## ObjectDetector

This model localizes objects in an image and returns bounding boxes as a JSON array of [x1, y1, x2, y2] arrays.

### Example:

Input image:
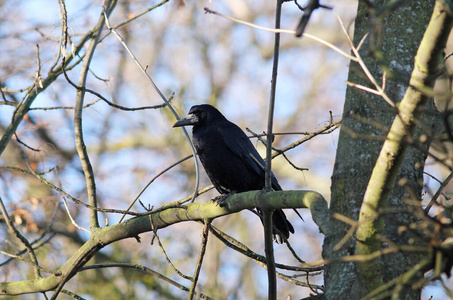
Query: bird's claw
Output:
[[212, 193, 233, 207]]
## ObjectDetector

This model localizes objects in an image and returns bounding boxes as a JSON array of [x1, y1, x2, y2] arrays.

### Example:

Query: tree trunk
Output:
[[324, 1, 443, 298]]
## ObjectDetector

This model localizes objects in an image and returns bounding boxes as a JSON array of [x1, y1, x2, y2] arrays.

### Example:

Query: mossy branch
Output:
[[0, 190, 327, 296]]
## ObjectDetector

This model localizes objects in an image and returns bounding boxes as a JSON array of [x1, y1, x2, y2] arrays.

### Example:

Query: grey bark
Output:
[[324, 1, 442, 299]]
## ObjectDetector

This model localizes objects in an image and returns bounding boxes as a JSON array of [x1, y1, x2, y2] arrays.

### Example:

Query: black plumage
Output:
[[173, 104, 294, 243]]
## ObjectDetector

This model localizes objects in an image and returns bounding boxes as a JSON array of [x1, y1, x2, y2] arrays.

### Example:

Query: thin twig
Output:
[[60, 289, 86, 300], [119, 154, 192, 223], [0, 0, 111, 160], [272, 119, 342, 159], [149, 215, 193, 281], [0, 250, 59, 275], [346, 81, 385, 96], [338, 15, 395, 107], [103, 9, 201, 204], [247, 128, 310, 172], [424, 171, 453, 213], [35, 45, 43, 91], [285, 240, 306, 264], [80, 263, 213, 299], [332, 213, 358, 251], [0, 233, 56, 268], [29, 99, 101, 110], [362, 253, 434, 300], [112, 1, 169, 31], [0, 164, 156, 216], [49, 66, 169, 111], [204, 7, 356, 60], [69, 0, 114, 231], [14, 134, 41, 152], [208, 224, 323, 288], [188, 220, 210, 300], [62, 197, 91, 234], [50, 2, 117, 297], [208, 224, 322, 272]]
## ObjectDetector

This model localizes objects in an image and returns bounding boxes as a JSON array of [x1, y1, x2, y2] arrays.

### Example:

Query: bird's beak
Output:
[[173, 113, 198, 127]]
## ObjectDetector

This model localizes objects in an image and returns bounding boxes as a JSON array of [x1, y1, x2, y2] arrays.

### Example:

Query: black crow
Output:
[[173, 104, 294, 243]]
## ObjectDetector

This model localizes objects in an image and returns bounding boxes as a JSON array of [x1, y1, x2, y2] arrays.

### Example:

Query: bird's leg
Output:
[[212, 192, 235, 207]]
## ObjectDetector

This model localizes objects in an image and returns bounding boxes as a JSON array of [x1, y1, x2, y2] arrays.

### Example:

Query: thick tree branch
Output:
[[0, 190, 326, 296], [263, 0, 283, 298]]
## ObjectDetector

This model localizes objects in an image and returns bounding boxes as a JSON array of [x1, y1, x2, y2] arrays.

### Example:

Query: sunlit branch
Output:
[[204, 7, 356, 60], [62, 197, 91, 234], [338, 15, 395, 108]]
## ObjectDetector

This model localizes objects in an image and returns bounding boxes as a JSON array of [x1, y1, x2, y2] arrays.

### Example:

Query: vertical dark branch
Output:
[[264, 1, 283, 299], [265, 2, 281, 192], [262, 209, 277, 299]]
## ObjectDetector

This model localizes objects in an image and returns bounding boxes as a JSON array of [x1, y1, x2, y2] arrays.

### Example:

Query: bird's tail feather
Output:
[[272, 209, 294, 244], [257, 208, 294, 244]]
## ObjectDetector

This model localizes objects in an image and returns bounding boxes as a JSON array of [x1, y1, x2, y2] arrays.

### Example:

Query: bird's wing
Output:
[[218, 123, 282, 190]]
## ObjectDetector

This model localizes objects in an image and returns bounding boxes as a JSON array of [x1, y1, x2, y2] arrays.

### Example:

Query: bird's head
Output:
[[173, 104, 225, 128]]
